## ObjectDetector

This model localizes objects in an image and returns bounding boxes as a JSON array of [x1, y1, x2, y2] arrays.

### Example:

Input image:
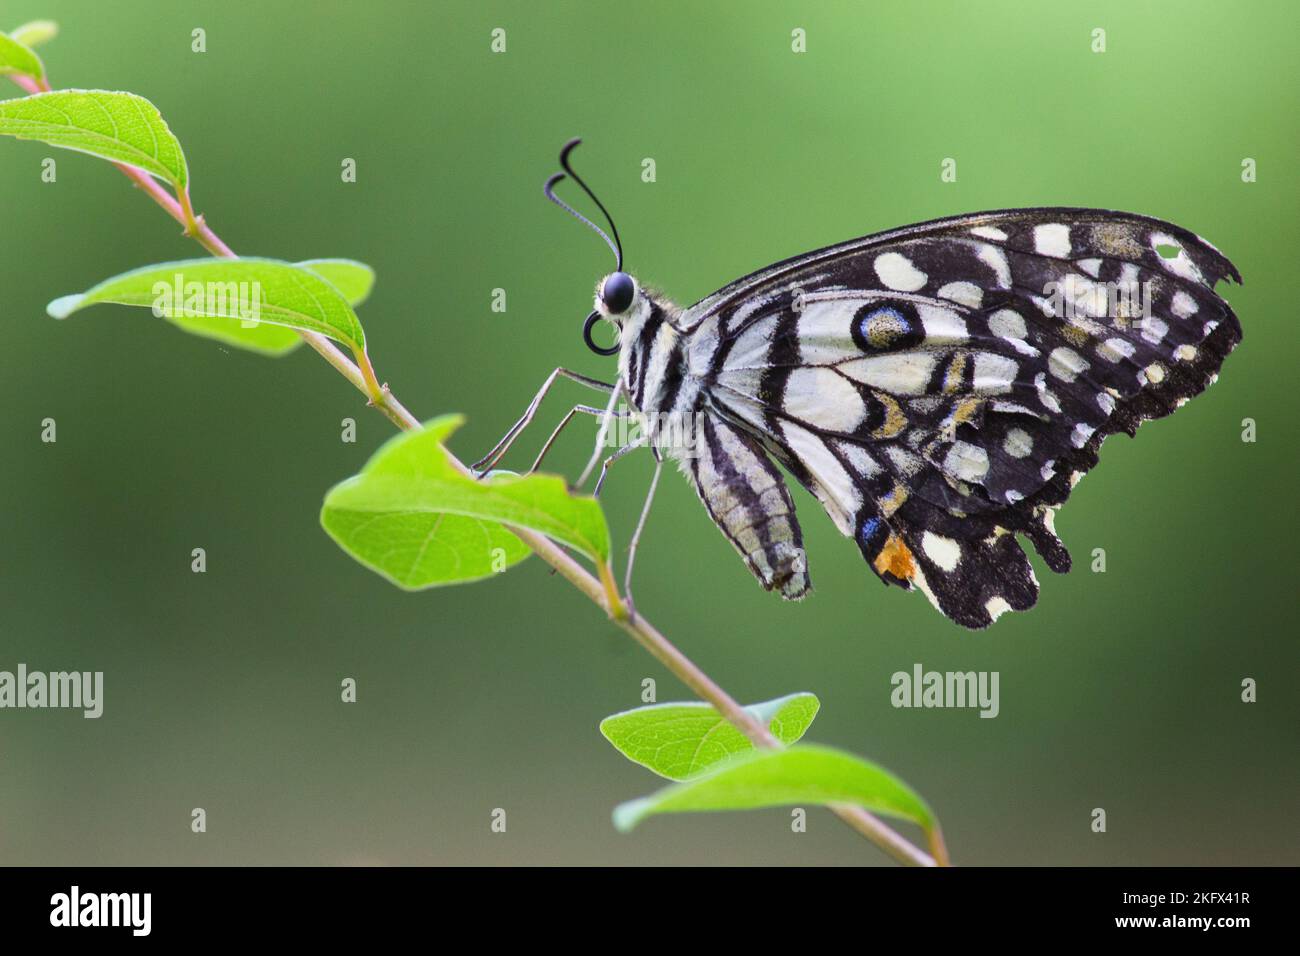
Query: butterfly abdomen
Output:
[[689, 412, 810, 600]]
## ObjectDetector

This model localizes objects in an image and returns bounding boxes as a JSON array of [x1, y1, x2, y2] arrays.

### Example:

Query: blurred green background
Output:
[[1, 0, 1295, 866]]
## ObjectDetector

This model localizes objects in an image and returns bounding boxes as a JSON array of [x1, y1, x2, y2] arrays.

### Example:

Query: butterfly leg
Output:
[[592, 434, 648, 497], [529, 404, 631, 475], [577, 378, 629, 488], [471, 367, 615, 475], [622, 448, 664, 622]]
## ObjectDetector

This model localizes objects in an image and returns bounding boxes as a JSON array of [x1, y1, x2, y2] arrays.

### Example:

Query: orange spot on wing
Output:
[[873, 534, 916, 581]]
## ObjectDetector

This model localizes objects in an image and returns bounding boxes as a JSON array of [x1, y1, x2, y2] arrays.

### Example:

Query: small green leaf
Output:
[[0, 31, 45, 82], [0, 90, 187, 190], [322, 415, 612, 588], [47, 257, 366, 356], [600, 693, 820, 780], [9, 21, 59, 49], [612, 743, 937, 835], [297, 259, 375, 307], [323, 499, 532, 589]]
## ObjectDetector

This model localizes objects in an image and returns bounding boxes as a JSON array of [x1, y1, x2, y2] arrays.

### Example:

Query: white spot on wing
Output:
[[874, 252, 927, 292], [1003, 428, 1033, 458], [985, 596, 1013, 621], [779, 420, 860, 533], [988, 309, 1025, 340], [841, 353, 937, 395], [1140, 316, 1169, 345], [977, 244, 1011, 288], [1171, 290, 1198, 319], [973, 352, 1019, 394], [784, 368, 866, 432], [726, 314, 777, 369], [918, 304, 968, 344], [1096, 337, 1136, 363], [1048, 346, 1089, 383], [943, 441, 990, 483], [795, 299, 856, 365], [1034, 372, 1061, 413], [988, 308, 1038, 356], [971, 226, 1007, 241], [921, 531, 961, 572], [1033, 223, 1071, 257], [937, 281, 983, 308]]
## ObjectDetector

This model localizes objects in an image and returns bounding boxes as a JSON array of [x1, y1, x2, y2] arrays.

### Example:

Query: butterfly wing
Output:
[[684, 208, 1242, 628]]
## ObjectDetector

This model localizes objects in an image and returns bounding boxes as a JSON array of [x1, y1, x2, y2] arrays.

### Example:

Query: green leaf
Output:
[[0, 31, 44, 82], [612, 743, 937, 835], [323, 500, 532, 589], [600, 692, 820, 780], [9, 21, 59, 49], [321, 416, 532, 591], [322, 415, 612, 588], [47, 257, 367, 356], [297, 258, 375, 307], [0, 89, 187, 190]]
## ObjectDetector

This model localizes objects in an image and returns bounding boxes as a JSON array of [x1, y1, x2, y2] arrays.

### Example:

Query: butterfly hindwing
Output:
[[684, 208, 1241, 627]]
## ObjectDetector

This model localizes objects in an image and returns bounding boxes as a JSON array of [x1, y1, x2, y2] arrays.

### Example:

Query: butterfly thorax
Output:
[[611, 288, 706, 459]]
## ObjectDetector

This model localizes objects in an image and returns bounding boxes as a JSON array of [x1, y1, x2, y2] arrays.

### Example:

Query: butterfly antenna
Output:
[[543, 138, 624, 271]]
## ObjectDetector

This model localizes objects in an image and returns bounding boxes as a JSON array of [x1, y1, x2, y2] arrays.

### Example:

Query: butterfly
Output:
[[476, 140, 1242, 629]]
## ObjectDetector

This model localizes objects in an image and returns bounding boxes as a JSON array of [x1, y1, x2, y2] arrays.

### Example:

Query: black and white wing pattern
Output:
[[682, 208, 1242, 628]]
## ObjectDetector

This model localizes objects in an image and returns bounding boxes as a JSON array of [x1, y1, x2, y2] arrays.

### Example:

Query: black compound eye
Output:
[[600, 272, 635, 314]]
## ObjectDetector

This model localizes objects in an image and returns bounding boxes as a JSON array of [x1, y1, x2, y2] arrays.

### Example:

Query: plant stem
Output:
[[10, 70, 945, 868], [103, 156, 421, 431], [609, 607, 939, 866]]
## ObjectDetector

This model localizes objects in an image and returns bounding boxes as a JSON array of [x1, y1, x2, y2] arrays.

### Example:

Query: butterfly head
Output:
[[599, 271, 636, 314], [582, 270, 650, 357]]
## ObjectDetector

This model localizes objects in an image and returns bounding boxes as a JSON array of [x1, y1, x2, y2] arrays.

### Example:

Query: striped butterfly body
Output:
[[595, 207, 1241, 628]]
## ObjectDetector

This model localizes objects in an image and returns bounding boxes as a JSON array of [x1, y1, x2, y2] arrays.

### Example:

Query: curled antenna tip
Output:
[[545, 138, 624, 271]]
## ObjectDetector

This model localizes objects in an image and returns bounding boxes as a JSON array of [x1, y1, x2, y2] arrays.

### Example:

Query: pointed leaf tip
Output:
[[46, 294, 81, 320]]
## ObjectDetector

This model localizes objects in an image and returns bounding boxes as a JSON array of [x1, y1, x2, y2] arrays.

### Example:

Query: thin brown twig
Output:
[[7, 64, 945, 867]]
